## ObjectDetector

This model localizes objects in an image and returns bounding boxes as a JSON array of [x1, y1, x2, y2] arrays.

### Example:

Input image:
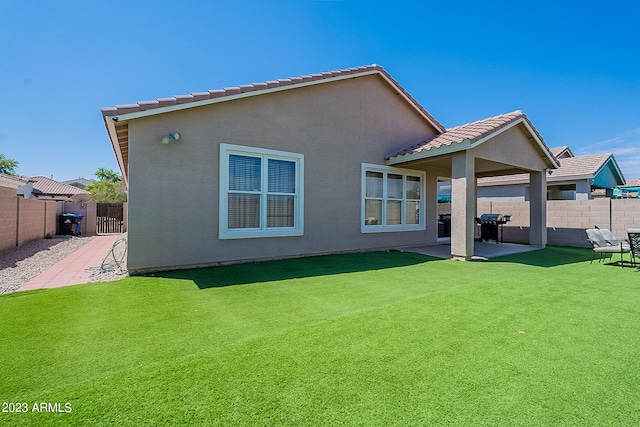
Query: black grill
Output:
[[475, 214, 511, 243]]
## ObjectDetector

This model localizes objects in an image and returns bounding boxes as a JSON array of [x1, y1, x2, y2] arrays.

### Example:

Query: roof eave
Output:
[[103, 69, 445, 133], [103, 114, 128, 185], [386, 140, 473, 165]]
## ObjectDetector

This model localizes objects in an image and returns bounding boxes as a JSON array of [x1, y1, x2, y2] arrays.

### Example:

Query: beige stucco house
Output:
[[102, 65, 558, 273]]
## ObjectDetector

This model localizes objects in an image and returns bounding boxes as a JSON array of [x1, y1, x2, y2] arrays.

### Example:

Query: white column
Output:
[[451, 152, 476, 260], [529, 170, 547, 248]]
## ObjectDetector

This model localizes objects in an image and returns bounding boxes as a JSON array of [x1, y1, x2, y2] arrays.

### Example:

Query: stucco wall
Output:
[[477, 185, 525, 202], [471, 124, 551, 172], [126, 74, 440, 272]]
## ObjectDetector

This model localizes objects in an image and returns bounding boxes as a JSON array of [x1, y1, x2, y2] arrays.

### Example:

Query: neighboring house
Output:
[[101, 64, 557, 273], [62, 177, 94, 189], [616, 178, 640, 198], [477, 146, 625, 201], [30, 176, 91, 202], [0, 173, 34, 198]]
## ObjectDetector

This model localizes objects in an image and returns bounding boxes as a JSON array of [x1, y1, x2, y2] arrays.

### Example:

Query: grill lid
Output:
[[479, 213, 502, 221]]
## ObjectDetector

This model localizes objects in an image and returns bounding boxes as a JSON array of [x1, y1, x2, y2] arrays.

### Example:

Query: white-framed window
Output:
[[220, 143, 304, 239], [361, 163, 425, 233]]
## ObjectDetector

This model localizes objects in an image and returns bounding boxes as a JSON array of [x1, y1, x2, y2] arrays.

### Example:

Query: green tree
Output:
[[95, 167, 122, 183], [86, 168, 127, 203], [0, 154, 19, 175]]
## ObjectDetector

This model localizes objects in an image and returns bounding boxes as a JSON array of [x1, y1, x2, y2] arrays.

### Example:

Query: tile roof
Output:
[[621, 178, 640, 188], [30, 176, 91, 196], [478, 153, 618, 185], [387, 110, 551, 161], [551, 153, 613, 178], [101, 64, 447, 184], [550, 146, 573, 158], [101, 64, 444, 131], [0, 173, 30, 189]]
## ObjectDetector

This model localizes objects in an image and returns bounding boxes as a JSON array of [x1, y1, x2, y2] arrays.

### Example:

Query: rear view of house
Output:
[[102, 65, 557, 273]]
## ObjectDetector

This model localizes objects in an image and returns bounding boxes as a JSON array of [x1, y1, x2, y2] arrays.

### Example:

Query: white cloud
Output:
[[575, 128, 640, 181]]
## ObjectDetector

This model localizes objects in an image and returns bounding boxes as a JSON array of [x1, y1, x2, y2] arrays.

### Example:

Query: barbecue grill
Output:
[[475, 213, 511, 243]]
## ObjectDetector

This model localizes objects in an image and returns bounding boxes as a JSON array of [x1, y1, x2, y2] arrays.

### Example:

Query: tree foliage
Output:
[[86, 168, 127, 203], [0, 154, 19, 175], [95, 167, 122, 183]]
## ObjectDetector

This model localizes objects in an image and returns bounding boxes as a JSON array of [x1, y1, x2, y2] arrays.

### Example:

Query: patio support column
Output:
[[450, 151, 475, 260], [425, 172, 438, 244], [529, 170, 547, 248]]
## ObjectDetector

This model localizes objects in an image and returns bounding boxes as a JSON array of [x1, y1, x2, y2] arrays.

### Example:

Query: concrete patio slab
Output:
[[403, 241, 542, 260]]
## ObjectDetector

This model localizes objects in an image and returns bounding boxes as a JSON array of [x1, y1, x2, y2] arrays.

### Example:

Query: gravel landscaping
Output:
[[0, 236, 127, 294]]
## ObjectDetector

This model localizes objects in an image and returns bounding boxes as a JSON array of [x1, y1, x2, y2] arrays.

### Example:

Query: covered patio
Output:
[[387, 111, 559, 260]]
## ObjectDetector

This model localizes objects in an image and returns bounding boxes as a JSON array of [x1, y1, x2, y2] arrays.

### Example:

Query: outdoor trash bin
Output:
[[58, 213, 85, 236]]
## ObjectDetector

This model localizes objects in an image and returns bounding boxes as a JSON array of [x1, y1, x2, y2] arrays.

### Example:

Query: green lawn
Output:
[[1, 247, 639, 426]]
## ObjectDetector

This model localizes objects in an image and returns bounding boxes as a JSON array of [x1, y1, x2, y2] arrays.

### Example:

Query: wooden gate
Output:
[[96, 203, 124, 234]]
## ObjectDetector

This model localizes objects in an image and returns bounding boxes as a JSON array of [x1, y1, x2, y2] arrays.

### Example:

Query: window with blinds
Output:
[[220, 144, 304, 239]]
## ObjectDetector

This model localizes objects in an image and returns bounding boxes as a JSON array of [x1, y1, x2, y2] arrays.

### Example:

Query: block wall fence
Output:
[[478, 199, 640, 248], [1, 194, 637, 252], [0, 197, 128, 251]]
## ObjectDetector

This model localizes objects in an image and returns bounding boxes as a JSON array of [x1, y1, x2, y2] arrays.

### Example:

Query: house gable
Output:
[[387, 111, 558, 173], [592, 155, 625, 188], [102, 65, 445, 184]]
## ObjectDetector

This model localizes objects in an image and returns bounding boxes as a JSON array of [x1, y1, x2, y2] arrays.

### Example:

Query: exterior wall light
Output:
[[161, 132, 181, 144]]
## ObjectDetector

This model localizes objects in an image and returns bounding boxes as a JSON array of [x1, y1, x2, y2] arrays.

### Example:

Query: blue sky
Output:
[[1, 0, 639, 181]]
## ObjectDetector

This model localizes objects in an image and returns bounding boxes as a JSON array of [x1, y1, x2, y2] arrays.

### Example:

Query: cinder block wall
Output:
[[17, 198, 46, 246], [0, 197, 75, 251], [478, 199, 640, 248], [0, 196, 19, 251], [44, 201, 58, 236]]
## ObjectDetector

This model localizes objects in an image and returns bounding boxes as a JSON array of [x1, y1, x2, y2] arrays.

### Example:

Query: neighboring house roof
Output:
[[478, 152, 625, 188], [62, 177, 94, 189], [0, 173, 30, 189], [550, 146, 574, 159], [619, 178, 640, 188], [386, 110, 558, 168], [102, 64, 446, 183], [30, 176, 91, 197]]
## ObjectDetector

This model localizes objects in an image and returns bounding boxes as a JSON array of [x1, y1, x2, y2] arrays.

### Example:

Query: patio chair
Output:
[[585, 228, 630, 266], [626, 229, 640, 270], [599, 228, 629, 247]]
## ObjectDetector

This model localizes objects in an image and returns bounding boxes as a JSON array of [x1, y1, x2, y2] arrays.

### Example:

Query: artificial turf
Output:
[[1, 246, 639, 426]]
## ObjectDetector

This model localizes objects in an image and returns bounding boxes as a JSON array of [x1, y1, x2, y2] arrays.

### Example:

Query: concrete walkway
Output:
[[19, 234, 123, 291]]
